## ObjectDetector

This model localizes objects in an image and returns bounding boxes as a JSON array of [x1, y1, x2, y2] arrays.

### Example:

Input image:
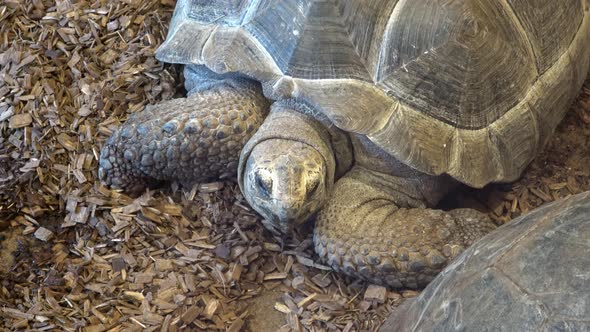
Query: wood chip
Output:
[[155, 259, 173, 271], [227, 318, 244, 332], [8, 113, 32, 128], [56, 133, 77, 151], [199, 182, 224, 193], [33, 227, 54, 242], [402, 290, 420, 298], [311, 273, 332, 288], [364, 284, 387, 304], [204, 299, 219, 319], [263, 272, 288, 281], [296, 293, 317, 309], [123, 291, 145, 302], [181, 306, 201, 324], [274, 302, 291, 314], [264, 242, 281, 252], [1, 1, 588, 332]]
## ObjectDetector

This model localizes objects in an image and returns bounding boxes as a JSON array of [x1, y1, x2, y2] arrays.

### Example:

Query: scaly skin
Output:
[[99, 79, 269, 192], [314, 166, 497, 289]]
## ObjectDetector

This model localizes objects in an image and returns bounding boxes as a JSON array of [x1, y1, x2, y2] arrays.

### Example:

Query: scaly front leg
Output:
[[99, 69, 270, 192]]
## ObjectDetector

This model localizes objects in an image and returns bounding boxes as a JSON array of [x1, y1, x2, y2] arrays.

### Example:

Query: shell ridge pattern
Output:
[[376, 0, 405, 82], [499, 0, 541, 76], [240, 1, 314, 76], [333, 0, 403, 83], [376, 0, 448, 83], [489, 266, 551, 327], [233, 1, 411, 82], [411, 276, 447, 332], [199, 25, 217, 65], [286, 1, 377, 81], [157, 0, 590, 186], [188, 0, 250, 26], [241, 0, 265, 26], [409, 198, 565, 330], [336, 8, 379, 83], [475, 201, 557, 267], [168, 0, 590, 129]]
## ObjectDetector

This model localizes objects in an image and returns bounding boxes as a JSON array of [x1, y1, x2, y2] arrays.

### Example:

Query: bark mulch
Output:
[[1, 1, 589, 331]]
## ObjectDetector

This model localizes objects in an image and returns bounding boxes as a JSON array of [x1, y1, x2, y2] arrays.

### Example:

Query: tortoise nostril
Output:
[[255, 171, 273, 197]]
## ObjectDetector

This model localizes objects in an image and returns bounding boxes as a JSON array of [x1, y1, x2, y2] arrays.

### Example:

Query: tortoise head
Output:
[[242, 139, 329, 234], [238, 107, 337, 234]]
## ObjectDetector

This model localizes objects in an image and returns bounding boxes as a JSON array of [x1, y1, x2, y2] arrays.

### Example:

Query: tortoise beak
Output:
[[261, 216, 293, 235], [264, 199, 304, 233]]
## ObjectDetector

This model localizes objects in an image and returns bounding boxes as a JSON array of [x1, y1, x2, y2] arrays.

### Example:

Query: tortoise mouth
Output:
[[249, 193, 318, 233], [260, 215, 291, 235], [258, 204, 319, 236]]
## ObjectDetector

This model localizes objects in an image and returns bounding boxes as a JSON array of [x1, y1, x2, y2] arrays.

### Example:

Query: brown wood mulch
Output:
[[0, 1, 589, 331]]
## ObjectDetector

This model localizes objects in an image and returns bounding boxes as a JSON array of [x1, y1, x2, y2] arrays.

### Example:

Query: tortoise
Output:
[[380, 191, 590, 331], [98, 0, 590, 288]]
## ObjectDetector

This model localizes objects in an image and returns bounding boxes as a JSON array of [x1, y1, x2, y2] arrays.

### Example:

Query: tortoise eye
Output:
[[255, 172, 273, 197]]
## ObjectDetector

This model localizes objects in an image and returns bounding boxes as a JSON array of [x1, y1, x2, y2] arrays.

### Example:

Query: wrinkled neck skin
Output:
[[350, 135, 458, 206]]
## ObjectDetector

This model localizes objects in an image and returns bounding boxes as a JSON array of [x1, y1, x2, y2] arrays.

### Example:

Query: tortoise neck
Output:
[[350, 135, 457, 206]]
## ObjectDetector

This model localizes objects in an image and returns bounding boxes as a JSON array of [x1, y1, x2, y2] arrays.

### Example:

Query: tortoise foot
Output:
[[99, 79, 269, 192], [313, 166, 497, 289]]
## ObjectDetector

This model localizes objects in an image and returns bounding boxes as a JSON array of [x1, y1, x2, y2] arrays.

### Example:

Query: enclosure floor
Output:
[[1, 1, 589, 331]]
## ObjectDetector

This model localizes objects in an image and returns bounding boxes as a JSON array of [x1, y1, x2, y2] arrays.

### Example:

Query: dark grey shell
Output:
[[156, 0, 590, 187], [380, 191, 590, 332]]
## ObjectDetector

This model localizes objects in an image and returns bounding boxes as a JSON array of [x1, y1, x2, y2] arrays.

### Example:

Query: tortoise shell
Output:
[[379, 191, 590, 331], [156, 0, 590, 187]]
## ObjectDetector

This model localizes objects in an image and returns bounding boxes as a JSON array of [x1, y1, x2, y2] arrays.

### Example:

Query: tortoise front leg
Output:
[[99, 71, 270, 192], [314, 166, 497, 289]]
